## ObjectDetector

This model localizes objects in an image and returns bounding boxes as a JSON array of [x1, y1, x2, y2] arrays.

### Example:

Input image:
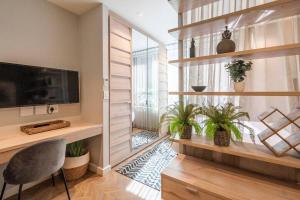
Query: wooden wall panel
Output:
[[110, 63, 131, 77], [110, 48, 131, 65], [110, 91, 131, 103], [109, 16, 132, 166]]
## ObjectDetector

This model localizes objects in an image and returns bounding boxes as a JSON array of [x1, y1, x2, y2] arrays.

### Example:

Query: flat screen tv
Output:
[[0, 62, 79, 108]]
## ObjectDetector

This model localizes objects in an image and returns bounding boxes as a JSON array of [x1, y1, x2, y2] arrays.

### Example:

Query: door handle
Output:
[[185, 186, 199, 194]]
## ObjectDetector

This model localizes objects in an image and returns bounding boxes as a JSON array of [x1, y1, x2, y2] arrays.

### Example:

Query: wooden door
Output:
[[109, 16, 132, 166]]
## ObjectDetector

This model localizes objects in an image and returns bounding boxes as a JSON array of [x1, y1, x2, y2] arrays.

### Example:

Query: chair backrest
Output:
[[3, 139, 66, 185]]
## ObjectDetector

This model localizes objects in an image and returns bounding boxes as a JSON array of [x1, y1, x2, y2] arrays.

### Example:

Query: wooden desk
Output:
[[0, 118, 102, 165]]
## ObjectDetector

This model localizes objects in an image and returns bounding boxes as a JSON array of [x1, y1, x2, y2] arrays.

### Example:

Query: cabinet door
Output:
[[109, 16, 132, 166]]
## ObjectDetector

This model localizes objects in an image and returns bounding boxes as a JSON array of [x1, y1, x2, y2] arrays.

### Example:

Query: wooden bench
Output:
[[161, 154, 300, 200]]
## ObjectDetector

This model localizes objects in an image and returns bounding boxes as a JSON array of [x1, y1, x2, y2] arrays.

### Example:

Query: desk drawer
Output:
[[162, 176, 223, 200]]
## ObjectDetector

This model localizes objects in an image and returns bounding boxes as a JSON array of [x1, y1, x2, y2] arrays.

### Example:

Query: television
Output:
[[0, 62, 79, 108]]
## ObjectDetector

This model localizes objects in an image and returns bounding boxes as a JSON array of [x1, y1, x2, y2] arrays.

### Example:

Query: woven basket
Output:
[[214, 130, 230, 146], [64, 163, 89, 181], [63, 152, 89, 181], [180, 125, 192, 139]]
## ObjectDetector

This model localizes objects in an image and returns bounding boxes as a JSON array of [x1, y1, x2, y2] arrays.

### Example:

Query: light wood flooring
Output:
[[6, 137, 177, 200]]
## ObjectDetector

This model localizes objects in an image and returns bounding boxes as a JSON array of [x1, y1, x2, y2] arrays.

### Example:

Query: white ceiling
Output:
[[48, 0, 100, 15], [48, 0, 177, 45]]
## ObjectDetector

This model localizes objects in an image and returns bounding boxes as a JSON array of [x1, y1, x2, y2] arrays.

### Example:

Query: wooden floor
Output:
[[6, 171, 160, 200], [6, 138, 172, 200]]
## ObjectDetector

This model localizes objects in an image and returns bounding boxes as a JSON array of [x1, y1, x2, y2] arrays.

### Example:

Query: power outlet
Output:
[[48, 105, 59, 114]]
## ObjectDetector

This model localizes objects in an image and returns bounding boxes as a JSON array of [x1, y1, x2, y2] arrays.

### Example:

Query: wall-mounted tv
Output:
[[0, 62, 79, 108]]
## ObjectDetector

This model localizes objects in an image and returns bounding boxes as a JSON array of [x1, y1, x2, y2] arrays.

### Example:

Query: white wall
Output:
[[79, 4, 110, 170], [0, 0, 81, 197], [0, 0, 81, 126]]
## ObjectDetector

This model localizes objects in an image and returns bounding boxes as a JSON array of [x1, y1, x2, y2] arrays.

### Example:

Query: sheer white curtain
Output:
[[183, 0, 300, 120], [133, 46, 168, 131]]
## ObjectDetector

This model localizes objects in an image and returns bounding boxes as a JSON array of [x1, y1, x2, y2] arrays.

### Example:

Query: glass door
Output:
[[131, 30, 160, 150]]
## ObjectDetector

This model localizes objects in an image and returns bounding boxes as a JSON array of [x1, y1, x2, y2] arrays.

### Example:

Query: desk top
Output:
[[0, 117, 102, 154]]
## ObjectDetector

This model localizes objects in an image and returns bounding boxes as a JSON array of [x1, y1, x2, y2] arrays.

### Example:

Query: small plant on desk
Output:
[[63, 141, 90, 181], [201, 103, 254, 146], [160, 102, 202, 139]]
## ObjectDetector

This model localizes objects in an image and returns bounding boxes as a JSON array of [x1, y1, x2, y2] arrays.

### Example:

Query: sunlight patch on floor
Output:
[[126, 180, 161, 200]]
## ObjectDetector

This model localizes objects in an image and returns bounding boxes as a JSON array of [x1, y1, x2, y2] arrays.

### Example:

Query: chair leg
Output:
[[18, 184, 23, 200], [0, 182, 6, 200], [51, 174, 55, 187], [60, 169, 71, 200]]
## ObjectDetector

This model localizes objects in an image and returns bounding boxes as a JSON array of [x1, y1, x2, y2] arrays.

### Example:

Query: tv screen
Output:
[[0, 62, 79, 108]]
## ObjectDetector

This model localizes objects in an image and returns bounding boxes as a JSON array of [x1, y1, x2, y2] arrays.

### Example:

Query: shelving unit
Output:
[[169, 43, 300, 66], [167, 0, 218, 13], [167, 0, 300, 161], [171, 135, 300, 169], [169, 91, 300, 96], [169, 0, 300, 40]]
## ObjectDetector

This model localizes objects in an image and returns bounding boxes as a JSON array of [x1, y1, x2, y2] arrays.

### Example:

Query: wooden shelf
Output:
[[169, 0, 300, 40], [169, 91, 300, 96], [169, 43, 300, 66], [171, 135, 300, 169], [168, 0, 218, 13]]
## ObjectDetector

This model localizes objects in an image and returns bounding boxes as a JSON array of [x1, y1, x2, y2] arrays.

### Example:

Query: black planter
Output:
[[180, 125, 192, 139], [214, 130, 230, 146]]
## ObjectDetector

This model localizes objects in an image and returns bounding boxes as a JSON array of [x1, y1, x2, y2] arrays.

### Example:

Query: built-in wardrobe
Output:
[[109, 15, 168, 166], [109, 16, 132, 166]]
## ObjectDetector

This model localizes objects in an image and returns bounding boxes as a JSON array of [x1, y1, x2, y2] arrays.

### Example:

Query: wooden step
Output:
[[161, 155, 300, 200]]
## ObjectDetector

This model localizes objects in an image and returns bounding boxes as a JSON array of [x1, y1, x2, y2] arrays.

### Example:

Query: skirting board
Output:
[[88, 163, 111, 176]]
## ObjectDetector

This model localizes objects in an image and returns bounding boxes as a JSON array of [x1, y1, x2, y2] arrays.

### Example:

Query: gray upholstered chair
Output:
[[0, 139, 70, 200]]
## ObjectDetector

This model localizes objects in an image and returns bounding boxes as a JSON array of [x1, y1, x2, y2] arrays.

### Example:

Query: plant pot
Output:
[[63, 152, 90, 181], [216, 39, 236, 54], [234, 81, 245, 92], [214, 130, 230, 146], [180, 125, 192, 139]]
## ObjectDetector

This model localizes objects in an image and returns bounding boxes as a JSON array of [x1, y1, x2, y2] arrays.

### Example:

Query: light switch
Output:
[[103, 90, 109, 100], [20, 107, 34, 117]]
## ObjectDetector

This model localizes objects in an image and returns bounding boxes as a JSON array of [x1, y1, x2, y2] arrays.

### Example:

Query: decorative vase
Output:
[[214, 130, 230, 146], [234, 81, 245, 92], [216, 26, 236, 54], [190, 38, 196, 58], [180, 125, 192, 139], [63, 152, 90, 181]]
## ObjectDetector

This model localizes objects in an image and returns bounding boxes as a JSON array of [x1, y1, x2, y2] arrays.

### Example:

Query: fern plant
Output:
[[66, 141, 87, 157], [201, 103, 253, 141], [160, 102, 202, 138]]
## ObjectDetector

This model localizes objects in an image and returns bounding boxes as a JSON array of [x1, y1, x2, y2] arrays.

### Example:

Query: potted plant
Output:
[[225, 59, 252, 92], [160, 102, 202, 139], [201, 103, 253, 146], [63, 141, 89, 181]]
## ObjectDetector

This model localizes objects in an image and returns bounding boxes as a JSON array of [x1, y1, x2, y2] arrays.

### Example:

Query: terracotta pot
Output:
[[214, 130, 230, 146], [180, 125, 192, 139], [234, 81, 245, 92], [63, 152, 90, 181]]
